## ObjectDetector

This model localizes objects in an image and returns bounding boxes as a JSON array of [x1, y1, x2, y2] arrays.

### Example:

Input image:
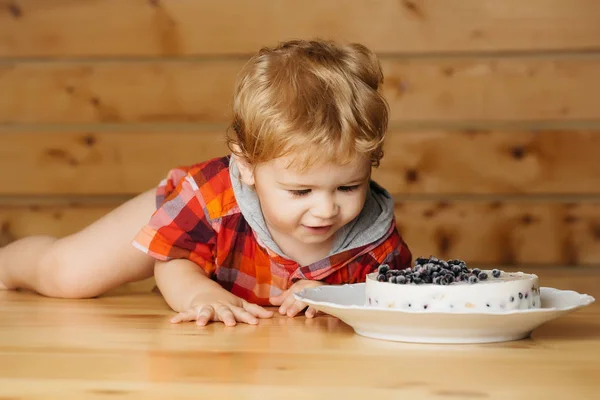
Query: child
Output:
[[0, 39, 412, 326]]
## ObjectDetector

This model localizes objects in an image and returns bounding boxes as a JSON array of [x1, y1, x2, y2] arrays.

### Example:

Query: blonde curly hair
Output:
[[226, 38, 389, 171]]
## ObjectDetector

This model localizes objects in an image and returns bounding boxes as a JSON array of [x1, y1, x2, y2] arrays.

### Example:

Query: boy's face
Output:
[[238, 154, 371, 257]]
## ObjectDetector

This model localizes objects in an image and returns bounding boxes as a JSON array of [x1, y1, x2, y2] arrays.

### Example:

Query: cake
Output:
[[365, 256, 541, 312]]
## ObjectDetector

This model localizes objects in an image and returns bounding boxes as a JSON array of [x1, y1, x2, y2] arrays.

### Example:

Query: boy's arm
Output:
[[154, 259, 273, 326]]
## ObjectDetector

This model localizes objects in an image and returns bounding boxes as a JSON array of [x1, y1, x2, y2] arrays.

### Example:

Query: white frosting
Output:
[[365, 270, 541, 312]]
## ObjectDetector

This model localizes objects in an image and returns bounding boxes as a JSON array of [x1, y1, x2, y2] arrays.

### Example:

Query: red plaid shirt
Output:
[[133, 156, 412, 305]]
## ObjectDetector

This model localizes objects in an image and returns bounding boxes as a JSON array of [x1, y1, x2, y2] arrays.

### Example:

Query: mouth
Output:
[[303, 224, 334, 234]]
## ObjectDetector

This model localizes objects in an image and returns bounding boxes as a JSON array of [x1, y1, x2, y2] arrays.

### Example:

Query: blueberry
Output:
[[388, 276, 397, 284], [478, 272, 488, 280], [413, 277, 423, 284], [439, 260, 449, 268], [377, 274, 386, 282], [397, 276, 407, 284], [518, 292, 523, 299], [472, 268, 481, 276], [429, 256, 440, 264], [433, 276, 442, 285], [452, 265, 462, 275], [446, 275, 455, 284], [468, 275, 479, 284], [378, 264, 390, 274], [492, 269, 501, 278], [449, 259, 467, 268], [415, 257, 429, 265]]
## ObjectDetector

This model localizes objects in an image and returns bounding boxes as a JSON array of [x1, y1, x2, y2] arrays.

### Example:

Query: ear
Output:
[[232, 153, 255, 186]]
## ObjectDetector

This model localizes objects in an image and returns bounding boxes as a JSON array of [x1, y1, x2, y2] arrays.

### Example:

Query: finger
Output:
[[216, 306, 237, 327], [170, 308, 198, 324], [286, 299, 308, 317], [228, 306, 259, 325], [195, 305, 215, 326], [279, 291, 298, 315], [242, 301, 275, 319], [269, 290, 288, 306], [305, 306, 318, 318]]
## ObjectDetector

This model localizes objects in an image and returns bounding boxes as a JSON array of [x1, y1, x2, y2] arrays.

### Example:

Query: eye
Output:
[[338, 185, 360, 192], [288, 189, 311, 197]]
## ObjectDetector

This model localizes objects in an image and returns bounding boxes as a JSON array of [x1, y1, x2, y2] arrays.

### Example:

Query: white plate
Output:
[[294, 284, 595, 344]]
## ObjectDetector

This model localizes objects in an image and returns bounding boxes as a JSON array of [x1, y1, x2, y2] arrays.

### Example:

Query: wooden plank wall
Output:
[[1, 0, 600, 269]]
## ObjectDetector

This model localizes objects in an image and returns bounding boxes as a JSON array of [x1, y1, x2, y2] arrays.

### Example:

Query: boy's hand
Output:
[[269, 280, 325, 318], [171, 289, 274, 327]]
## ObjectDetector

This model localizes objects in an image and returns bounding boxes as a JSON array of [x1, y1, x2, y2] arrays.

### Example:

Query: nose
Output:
[[310, 193, 339, 220]]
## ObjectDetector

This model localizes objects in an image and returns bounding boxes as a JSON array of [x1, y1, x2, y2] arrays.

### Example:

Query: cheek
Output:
[[259, 192, 304, 225], [342, 192, 368, 218]]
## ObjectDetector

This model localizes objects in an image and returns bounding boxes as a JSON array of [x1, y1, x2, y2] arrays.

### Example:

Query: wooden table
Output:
[[1, 267, 598, 400]]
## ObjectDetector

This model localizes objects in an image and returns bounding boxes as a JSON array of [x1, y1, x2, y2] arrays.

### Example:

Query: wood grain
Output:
[[0, 60, 242, 124], [394, 201, 600, 266], [1, 0, 600, 57], [1, 130, 599, 195], [2, 56, 600, 124], [0, 268, 598, 399], [0, 130, 230, 195], [2, 200, 599, 266], [382, 129, 600, 195], [380, 57, 600, 122]]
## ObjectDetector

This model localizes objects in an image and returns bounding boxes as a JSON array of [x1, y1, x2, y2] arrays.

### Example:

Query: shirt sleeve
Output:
[[132, 173, 217, 276]]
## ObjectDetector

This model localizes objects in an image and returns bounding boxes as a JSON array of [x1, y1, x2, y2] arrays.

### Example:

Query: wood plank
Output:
[[380, 57, 600, 122], [0, 60, 242, 124], [2, 0, 600, 57], [1, 130, 599, 196], [381, 129, 600, 195], [2, 201, 599, 266], [2, 56, 600, 124], [394, 201, 600, 267], [0, 130, 231, 195]]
